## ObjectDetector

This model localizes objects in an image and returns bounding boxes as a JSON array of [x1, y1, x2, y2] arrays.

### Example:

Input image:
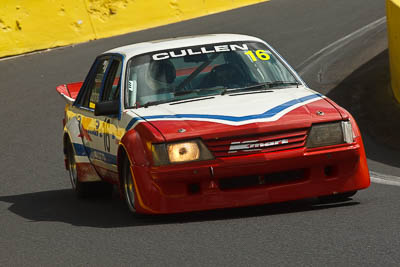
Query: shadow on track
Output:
[[325, 49, 400, 168], [0, 189, 358, 228]]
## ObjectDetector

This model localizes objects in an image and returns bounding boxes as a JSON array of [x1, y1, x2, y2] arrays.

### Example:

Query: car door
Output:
[[92, 56, 124, 182], [73, 55, 122, 182]]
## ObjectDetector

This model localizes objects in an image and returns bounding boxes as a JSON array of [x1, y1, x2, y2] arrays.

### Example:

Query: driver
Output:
[[145, 59, 176, 94], [211, 63, 244, 87]]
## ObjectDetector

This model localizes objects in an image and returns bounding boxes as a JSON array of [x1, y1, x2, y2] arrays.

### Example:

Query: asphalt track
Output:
[[1, 0, 398, 266]]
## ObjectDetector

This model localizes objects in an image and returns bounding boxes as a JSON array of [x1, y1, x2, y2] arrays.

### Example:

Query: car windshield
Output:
[[125, 41, 298, 108]]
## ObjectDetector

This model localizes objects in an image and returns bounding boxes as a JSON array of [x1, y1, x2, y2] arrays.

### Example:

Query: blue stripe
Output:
[[126, 93, 321, 130], [73, 143, 117, 165], [73, 143, 87, 156]]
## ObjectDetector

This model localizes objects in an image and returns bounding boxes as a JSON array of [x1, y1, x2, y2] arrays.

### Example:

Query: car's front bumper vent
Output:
[[204, 129, 307, 158], [218, 169, 307, 191]]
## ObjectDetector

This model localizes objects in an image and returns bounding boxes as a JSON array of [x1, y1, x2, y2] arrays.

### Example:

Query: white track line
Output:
[[370, 171, 400, 187], [297, 16, 387, 75]]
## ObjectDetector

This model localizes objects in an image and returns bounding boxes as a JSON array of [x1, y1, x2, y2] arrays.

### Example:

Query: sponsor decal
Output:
[[244, 50, 270, 62], [228, 139, 289, 153], [90, 150, 107, 162], [152, 44, 249, 60]]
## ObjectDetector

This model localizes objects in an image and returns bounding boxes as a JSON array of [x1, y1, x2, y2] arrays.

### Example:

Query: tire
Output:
[[318, 190, 357, 203], [122, 156, 136, 213], [66, 140, 113, 198]]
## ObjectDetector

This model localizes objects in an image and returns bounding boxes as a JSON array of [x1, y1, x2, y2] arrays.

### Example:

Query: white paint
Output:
[[297, 17, 387, 75], [370, 171, 400, 187], [133, 87, 322, 126], [106, 34, 261, 59]]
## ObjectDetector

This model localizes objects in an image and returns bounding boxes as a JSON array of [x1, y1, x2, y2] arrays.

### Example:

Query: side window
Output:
[[82, 57, 110, 109], [102, 59, 122, 102]]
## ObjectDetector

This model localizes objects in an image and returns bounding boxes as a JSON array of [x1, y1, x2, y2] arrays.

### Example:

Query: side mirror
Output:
[[94, 100, 119, 116]]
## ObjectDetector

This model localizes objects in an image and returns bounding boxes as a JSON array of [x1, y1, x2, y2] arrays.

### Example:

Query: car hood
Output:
[[130, 87, 343, 142]]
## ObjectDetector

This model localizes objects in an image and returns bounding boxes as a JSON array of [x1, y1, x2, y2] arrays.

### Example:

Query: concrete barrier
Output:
[[387, 0, 400, 102], [0, 0, 268, 58]]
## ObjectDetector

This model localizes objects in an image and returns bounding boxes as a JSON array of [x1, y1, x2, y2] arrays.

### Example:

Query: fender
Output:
[[119, 129, 151, 168], [323, 98, 350, 121], [326, 102, 361, 138], [64, 112, 101, 182], [118, 130, 162, 213], [64, 116, 84, 157]]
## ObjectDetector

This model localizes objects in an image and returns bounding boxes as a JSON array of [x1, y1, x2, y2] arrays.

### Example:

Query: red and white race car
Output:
[[56, 34, 370, 214]]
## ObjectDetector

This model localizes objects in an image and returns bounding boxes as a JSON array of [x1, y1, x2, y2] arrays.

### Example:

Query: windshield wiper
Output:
[[142, 99, 176, 108], [142, 93, 218, 107], [267, 81, 300, 88], [221, 81, 299, 95], [174, 87, 224, 96]]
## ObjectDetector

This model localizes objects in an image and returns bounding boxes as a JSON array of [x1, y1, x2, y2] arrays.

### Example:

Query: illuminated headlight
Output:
[[306, 121, 354, 148], [152, 139, 214, 166], [168, 142, 200, 162]]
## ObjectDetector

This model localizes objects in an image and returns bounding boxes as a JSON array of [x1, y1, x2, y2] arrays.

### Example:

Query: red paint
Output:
[[116, 112, 370, 213], [128, 135, 369, 214], [56, 82, 83, 100], [58, 81, 370, 213], [78, 126, 92, 142], [67, 82, 83, 99], [144, 99, 342, 143], [76, 162, 101, 182]]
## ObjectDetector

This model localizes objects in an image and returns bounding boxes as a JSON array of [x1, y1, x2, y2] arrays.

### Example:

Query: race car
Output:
[[56, 34, 370, 214]]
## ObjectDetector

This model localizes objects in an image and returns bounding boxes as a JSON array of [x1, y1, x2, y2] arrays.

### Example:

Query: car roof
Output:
[[104, 34, 265, 58]]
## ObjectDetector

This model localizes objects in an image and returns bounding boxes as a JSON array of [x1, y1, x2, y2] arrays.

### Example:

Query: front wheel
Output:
[[318, 191, 357, 203], [122, 156, 136, 213]]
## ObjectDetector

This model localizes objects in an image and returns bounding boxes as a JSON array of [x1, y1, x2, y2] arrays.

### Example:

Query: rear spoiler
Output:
[[56, 82, 83, 104]]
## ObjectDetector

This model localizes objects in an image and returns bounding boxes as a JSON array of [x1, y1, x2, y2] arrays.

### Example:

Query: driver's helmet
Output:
[[210, 63, 244, 87], [145, 59, 176, 93]]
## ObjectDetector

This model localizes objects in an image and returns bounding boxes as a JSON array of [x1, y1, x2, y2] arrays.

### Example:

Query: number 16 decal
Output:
[[244, 50, 270, 62]]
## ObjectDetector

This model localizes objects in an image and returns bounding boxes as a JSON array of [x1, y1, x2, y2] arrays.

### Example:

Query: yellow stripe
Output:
[[66, 107, 125, 140], [131, 167, 158, 213]]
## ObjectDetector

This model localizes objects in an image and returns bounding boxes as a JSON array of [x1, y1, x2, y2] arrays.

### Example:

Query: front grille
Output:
[[204, 129, 307, 157], [218, 169, 307, 191]]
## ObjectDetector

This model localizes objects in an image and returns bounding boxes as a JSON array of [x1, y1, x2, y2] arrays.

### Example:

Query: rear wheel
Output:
[[318, 190, 357, 203], [67, 141, 87, 197], [122, 156, 136, 213], [66, 140, 113, 197]]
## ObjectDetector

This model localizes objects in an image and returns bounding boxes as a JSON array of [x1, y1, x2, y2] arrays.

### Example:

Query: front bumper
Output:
[[131, 137, 370, 214]]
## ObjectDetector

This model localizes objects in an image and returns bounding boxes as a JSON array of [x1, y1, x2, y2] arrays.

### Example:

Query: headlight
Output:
[[341, 121, 354, 143], [168, 141, 200, 163], [152, 139, 214, 166], [306, 121, 354, 148]]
